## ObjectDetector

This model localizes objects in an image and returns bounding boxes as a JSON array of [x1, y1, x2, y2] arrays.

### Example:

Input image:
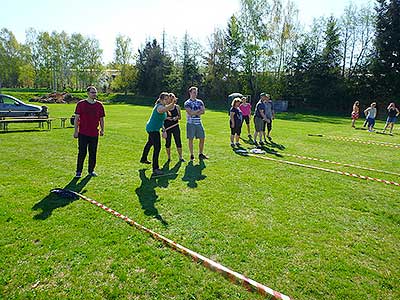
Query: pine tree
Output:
[[372, 0, 400, 99], [136, 39, 173, 97]]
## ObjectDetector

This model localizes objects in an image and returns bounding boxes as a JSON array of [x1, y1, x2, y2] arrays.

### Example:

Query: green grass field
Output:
[[1, 102, 399, 300]]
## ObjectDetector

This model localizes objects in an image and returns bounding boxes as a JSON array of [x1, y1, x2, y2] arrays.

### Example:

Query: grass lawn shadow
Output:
[[32, 176, 91, 220], [264, 138, 286, 150], [0, 129, 50, 134], [157, 160, 182, 188], [182, 160, 206, 188], [239, 136, 285, 157], [259, 145, 283, 157], [135, 169, 169, 226]]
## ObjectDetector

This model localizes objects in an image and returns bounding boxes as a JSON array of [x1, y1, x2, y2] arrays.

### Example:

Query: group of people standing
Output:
[[72, 85, 209, 178], [72, 87, 277, 177], [229, 92, 275, 147], [72, 86, 400, 179], [140, 86, 208, 176], [351, 101, 399, 134]]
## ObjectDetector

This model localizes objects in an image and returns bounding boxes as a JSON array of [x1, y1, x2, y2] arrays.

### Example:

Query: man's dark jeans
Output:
[[77, 133, 99, 173]]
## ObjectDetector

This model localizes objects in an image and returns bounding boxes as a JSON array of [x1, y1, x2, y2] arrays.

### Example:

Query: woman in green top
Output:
[[140, 92, 175, 176]]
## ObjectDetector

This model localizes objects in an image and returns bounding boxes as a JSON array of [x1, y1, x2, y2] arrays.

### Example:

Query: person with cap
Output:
[[263, 93, 275, 141], [253, 93, 268, 146]]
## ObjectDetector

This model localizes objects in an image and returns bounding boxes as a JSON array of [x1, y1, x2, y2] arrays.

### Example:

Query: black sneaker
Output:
[[199, 153, 209, 160], [180, 157, 186, 162], [140, 159, 151, 164], [75, 172, 82, 178], [235, 142, 241, 147], [190, 154, 195, 161], [230, 143, 235, 148]]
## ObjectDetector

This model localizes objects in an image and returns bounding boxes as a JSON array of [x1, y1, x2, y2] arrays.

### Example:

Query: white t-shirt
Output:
[[366, 107, 377, 119]]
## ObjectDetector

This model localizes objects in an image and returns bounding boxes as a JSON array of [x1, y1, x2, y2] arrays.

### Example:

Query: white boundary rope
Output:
[[326, 136, 400, 148], [281, 153, 400, 177], [247, 154, 400, 187], [66, 189, 292, 300]]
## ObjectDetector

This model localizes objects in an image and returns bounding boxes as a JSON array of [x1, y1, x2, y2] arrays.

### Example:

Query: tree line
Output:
[[0, 0, 399, 113]]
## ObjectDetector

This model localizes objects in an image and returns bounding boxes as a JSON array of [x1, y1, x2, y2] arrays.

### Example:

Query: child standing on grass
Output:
[[229, 98, 243, 147], [239, 96, 251, 138], [382, 102, 399, 135], [364, 102, 377, 132], [351, 100, 360, 128]]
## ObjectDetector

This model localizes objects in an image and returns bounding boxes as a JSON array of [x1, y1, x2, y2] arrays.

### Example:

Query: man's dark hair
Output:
[[86, 86, 97, 92]]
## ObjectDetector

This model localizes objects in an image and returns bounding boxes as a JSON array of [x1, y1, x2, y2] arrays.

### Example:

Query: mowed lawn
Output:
[[1, 102, 399, 300]]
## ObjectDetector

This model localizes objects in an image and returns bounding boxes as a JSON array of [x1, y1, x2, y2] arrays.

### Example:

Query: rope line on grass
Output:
[[65, 189, 292, 300], [282, 152, 400, 177], [326, 136, 400, 148], [247, 153, 400, 187]]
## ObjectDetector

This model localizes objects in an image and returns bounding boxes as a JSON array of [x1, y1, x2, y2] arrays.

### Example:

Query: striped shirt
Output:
[[184, 98, 204, 125]]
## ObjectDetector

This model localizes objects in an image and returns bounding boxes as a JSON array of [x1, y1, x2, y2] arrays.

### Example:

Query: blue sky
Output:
[[3, 0, 374, 63]]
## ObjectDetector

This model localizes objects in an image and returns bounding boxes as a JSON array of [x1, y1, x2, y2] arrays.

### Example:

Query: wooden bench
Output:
[[0, 118, 54, 132]]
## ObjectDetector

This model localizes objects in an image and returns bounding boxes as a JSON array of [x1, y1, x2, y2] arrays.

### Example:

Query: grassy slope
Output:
[[0, 103, 399, 299]]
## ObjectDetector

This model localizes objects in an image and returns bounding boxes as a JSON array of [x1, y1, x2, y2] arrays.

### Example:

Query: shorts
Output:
[[265, 119, 272, 132], [230, 122, 242, 135], [243, 115, 250, 125], [387, 116, 397, 123], [367, 117, 375, 127], [351, 112, 359, 120], [186, 123, 205, 139], [254, 116, 264, 132]]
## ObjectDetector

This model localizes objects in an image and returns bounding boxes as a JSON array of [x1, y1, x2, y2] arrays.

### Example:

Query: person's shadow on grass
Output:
[[258, 145, 283, 157], [182, 160, 206, 188], [135, 169, 168, 226], [32, 176, 91, 220], [157, 160, 182, 188], [264, 138, 286, 150]]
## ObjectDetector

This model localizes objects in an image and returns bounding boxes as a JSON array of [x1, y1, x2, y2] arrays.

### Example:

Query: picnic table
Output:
[[0, 117, 55, 132]]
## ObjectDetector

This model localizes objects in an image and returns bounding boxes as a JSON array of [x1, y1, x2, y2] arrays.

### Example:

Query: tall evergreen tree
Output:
[[372, 0, 400, 99], [136, 39, 173, 97], [180, 33, 202, 98], [311, 16, 344, 110]]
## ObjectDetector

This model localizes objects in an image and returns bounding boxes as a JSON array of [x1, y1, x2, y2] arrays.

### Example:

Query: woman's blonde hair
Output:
[[231, 97, 242, 107], [155, 92, 169, 104]]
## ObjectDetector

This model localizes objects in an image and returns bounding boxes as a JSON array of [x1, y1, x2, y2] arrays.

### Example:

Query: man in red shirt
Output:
[[73, 86, 105, 177]]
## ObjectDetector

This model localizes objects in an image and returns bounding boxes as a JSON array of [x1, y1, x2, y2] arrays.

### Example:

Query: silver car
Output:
[[0, 94, 48, 117]]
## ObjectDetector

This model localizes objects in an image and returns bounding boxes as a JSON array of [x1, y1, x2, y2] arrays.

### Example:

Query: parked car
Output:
[[0, 94, 48, 118]]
